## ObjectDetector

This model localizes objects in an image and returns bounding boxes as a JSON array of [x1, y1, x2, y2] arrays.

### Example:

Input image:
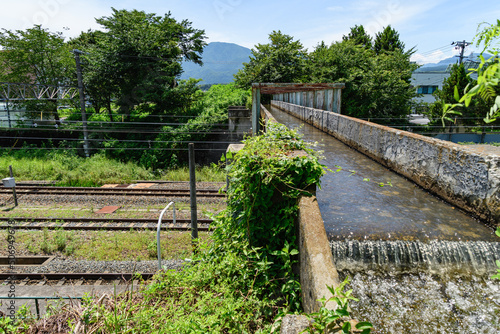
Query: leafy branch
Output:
[[302, 278, 373, 334]]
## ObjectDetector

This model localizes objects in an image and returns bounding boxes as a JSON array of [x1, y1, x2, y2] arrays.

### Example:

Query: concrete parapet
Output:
[[280, 195, 342, 333], [296, 195, 340, 313], [271, 100, 500, 226], [260, 104, 277, 131]]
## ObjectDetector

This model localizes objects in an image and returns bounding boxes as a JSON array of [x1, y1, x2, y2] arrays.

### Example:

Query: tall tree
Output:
[[308, 39, 417, 120], [69, 29, 116, 120], [373, 25, 405, 54], [429, 63, 488, 127], [234, 30, 308, 88], [82, 8, 206, 118], [0, 25, 74, 122], [342, 25, 372, 49]]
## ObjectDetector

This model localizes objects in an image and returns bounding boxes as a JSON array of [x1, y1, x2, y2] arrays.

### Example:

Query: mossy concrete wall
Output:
[[272, 100, 500, 226]]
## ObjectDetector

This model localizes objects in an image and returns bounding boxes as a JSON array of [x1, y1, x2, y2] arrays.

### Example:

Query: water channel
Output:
[[269, 105, 500, 333]]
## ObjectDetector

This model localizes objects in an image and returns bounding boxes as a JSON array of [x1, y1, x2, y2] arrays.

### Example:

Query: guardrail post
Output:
[[189, 143, 198, 249], [157, 202, 175, 270], [9, 165, 17, 206], [252, 85, 261, 135]]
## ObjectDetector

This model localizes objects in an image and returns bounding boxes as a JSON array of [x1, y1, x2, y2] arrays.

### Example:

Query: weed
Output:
[[302, 278, 373, 333], [40, 228, 53, 254]]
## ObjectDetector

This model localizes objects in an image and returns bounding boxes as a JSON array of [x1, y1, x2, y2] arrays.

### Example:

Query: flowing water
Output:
[[269, 105, 500, 333]]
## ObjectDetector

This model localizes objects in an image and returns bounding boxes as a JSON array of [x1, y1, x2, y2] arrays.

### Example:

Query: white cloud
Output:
[[326, 6, 345, 12], [411, 47, 465, 65], [364, 0, 444, 35], [0, 0, 110, 39], [411, 50, 449, 64]]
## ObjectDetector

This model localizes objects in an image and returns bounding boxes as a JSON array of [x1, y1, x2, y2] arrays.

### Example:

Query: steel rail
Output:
[[0, 217, 213, 231], [5, 186, 222, 193], [0, 187, 225, 197], [0, 273, 155, 280]]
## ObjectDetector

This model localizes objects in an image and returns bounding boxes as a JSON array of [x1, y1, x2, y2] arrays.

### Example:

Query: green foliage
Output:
[[0, 25, 73, 85], [77, 8, 206, 118], [0, 25, 74, 123], [217, 122, 324, 252], [308, 39, 417, 120], [234, 30, 308, 89], [492, 227, 500, 280], [445, 20, 500, 123], [16, 123, 326, 333], [428, 63, 490, 127], [0, 150, 154, 186], [150, 83, 250, 165], [373, 25, 405, 55], [0, 149, 227, 184], [342, 25, 372, 49], [302, 278, 373, 334]]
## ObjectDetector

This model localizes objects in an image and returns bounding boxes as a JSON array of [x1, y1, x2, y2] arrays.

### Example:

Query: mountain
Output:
[[180, 42, 252, 85], [415, 53, 492, 72]]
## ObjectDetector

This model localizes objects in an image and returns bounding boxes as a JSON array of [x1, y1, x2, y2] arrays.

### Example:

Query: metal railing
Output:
[[0, 296, 83, 319], [157, 201, 176, 270]]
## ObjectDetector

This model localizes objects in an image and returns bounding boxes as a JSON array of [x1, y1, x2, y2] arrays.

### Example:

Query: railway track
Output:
[[0, 217, 213, 231], [0, 272, 155, 286], [0, 186, 225, 197]]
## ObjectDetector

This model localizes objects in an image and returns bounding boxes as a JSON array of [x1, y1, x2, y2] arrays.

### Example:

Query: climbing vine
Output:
[[214, 122, 325, 313], [16, 122, 365, 333]]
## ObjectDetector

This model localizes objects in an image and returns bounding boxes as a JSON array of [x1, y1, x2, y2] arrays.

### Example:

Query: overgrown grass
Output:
[[0, 228, 205, 260], [0, 150, 225, 185], [14, 124, 329, 333]]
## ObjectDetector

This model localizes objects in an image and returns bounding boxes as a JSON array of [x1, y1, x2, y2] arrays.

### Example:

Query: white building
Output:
[[411, 60, 480, 104]]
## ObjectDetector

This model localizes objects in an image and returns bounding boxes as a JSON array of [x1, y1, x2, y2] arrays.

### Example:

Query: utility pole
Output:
[[451, 40, 471, 64], [73, 49, 90, 158]]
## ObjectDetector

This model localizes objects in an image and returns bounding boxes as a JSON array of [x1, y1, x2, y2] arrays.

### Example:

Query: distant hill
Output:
[[180, 42, 252, 85], [415, 53, 492, 72]]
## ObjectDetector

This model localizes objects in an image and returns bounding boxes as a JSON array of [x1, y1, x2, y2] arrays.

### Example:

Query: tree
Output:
[[429, 63, 488, 127], [373, 25, 405, 54], [80, 8, 206, 118], [69, 30, 115, 120], [0, 25, 74, 123], [308, 38, 417, 120], [234, 30, 308, 89], [464, 20, 500, 123], [342, 25, 372, 49]]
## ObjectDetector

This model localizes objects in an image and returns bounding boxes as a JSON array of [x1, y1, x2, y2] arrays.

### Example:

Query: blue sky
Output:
[[1, 0, 499, 64]]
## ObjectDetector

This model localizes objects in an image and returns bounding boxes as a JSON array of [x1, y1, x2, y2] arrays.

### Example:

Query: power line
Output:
[[451, 40, 471, 64], [0, 136, 245, 145], [0, 147, 229, 152], [417, 44, 453, 57]]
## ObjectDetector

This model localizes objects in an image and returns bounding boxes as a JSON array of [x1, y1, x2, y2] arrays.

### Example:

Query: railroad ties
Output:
[[0, 217, 212, 231], [0, 273, 155, 286]]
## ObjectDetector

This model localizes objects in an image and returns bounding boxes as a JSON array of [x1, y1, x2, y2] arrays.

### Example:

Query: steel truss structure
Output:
[[0, 82, 79, 101]]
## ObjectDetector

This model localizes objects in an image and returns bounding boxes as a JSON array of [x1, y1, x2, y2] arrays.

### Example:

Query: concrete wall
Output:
[[228, 106, 251, 141], [272, 100, 500, 226], [296, 195, 340, 313]]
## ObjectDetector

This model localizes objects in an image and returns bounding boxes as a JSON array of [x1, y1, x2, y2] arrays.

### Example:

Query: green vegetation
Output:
[[233, 30, 308, 87], [444, 20, 500, 124], [234, 26, 417, 122], [0, 9, 250, 170], [0, 25, 74, 123], [15, 123, 367, 333], [308, 38, 417, 121], [0, 150, 225, 185], [0, 228, 206, 261], [303, 278, 372, 333], [71, 8, 206, 118]]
